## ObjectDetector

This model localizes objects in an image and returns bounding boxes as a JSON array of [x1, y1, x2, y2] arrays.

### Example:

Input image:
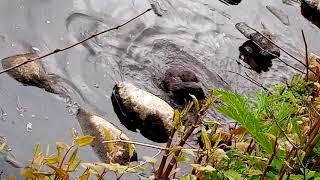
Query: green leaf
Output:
[[34, 144, 41, 157], [79, 168, 90, 180], [190, 95, 200, 110], [224, 170, 242, 180], [143, 156, 156, 167], [47, 164, 68, 177], [179, 174, 197, 180], [70, 128, 77, 139], [69, 158, 81, 172], [44, 155, 60, 165], [75, 135, 94, 147], [173, 109, 181, 127], [201, 128, 211, 151], [68, 147, 78, 164], [174, 156, 189, 163], [191, 164, 215, 172], [56, 142, 70, 150], [0, 143, 6, 152], [103, 128, 114, 150], [128, 143, 135, 158]]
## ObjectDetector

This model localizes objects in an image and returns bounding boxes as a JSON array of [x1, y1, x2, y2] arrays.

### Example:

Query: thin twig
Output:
[[103, 140, 202, 152], [0, 8, 152, 75], [260, 136, 278, 180], [228, 71, 270, 92], [301, 30, 309, 81]]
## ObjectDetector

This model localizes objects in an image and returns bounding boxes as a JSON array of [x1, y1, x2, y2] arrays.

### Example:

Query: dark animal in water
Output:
[[111, 82, 174, 143], [160, 66, 205, 104], [77, 108, 137, 164], [236, 22, 280, 73], [1, 53, 66, 95]]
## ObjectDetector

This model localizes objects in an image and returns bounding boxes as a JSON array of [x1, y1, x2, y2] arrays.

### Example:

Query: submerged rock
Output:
[[236, 22, 280, 73], [1, 53, 66, 95], [77, 108, 137, 165], [111, 82, 174, 143], [266, 5, 290, 25], [301, 0, 320, 28], [160, 66, 205, 105]]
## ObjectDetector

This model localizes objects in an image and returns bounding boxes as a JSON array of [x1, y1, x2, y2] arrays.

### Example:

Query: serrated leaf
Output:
[[128, 143, 135, 158], [103, 128, 114, 150], [201, 128, 211, 151], [174, 156, 189, 163], [75, 135, 94, 147], [47, 164, 68, 177], [224, 170, 242, 180], [287, 91, 297, 106], [190, 95, 200, 110], [173, 109, 181, 127]]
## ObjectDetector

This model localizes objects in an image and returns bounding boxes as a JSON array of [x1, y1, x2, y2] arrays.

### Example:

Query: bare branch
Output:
[[0, 8, 152, 75]]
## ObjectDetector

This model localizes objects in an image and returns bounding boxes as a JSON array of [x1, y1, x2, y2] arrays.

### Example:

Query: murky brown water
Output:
[[0, 0, 319, 178]]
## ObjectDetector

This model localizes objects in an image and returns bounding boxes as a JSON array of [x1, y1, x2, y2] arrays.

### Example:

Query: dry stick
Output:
[[228, 71, 270, 92], [103, 139, 202, 152], [155, 128, 177, 180], [162, 117, 201, 179], [302, 30, 309, 81], [276, 57, 304, 74], [0, 8, 152, 75], [260, 136, 278, 180], [247, 25, 318, 77]]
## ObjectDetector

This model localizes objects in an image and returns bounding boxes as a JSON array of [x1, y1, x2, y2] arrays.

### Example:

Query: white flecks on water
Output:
[[94, 83, 99, 88], [45, 20, 51, 24], [31, 47, 40, 52], [31, 114, 36, 118], [26, 122, 32, 132]]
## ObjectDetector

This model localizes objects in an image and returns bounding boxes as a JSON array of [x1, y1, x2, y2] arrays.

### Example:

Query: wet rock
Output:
[[301, 0, 320, 28], [220, 0, 242, 5], [77, 108, 137, 165], [111, 82, 174, 143], [1, 52, 66, 95], [160, 66, 205, 105], [236, 22, 280, 73]]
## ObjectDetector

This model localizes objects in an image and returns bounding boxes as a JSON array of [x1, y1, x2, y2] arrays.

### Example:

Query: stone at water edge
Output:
[[301, 0, 320, 28], [111, 82, 174, 143], [235, 22, 280, 73], [76, 108, 137, 165], [160, 66, 205, 105], [1, 52, 67, 95]]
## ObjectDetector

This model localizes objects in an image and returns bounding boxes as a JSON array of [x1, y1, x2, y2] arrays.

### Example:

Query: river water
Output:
[[0, 0, 319, 178]]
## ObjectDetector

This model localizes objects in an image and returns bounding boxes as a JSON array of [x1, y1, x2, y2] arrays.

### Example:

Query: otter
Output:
[[111, 82, 174, 143], [1, 52, 67, 95], [77, 108, 137, 165], [236, 22, 280, 73], [160, 66, 205, 105]]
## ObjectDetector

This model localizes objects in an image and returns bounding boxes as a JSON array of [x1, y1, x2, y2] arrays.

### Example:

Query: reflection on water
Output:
[[0, 0, 319, 178]]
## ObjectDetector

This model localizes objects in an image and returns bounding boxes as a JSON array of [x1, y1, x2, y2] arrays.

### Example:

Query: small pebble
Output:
[[45, 20, 51, 24], [94, 84, 99, 88]]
